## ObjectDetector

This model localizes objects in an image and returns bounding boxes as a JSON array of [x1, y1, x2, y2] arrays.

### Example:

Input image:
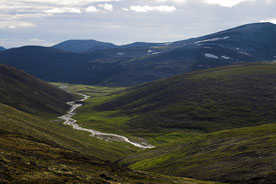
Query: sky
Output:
[[0, 0, 276, 48]]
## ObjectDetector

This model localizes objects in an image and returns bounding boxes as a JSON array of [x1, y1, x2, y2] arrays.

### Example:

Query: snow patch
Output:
[[116, 52, 124, 56], [162, 42, 172, 46], [221, 55, 231, 60], [195, 36, 229, 44], [205, 53, 219, 59]]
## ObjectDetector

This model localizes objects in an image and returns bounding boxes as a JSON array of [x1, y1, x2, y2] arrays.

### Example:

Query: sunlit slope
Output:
[[93, 63, 276, 133], [0, 103, 140, 160], [122, 123, 276, 184]]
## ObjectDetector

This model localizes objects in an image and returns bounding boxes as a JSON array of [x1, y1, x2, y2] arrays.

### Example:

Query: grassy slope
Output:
[[0, 102, 141, 161], [86, 63, 276, 134], [121, 123, 276, 184], [0, 64, 74, 118], [0, 104, 222, 184]]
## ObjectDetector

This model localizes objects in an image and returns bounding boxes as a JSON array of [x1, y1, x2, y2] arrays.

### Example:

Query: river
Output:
[[58, 93, 155, 149]]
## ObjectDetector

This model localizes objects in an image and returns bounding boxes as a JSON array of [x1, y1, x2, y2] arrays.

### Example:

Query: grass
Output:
[[0, 129, 222, 184], [121, 123, 276, 184], [0, 103, 140, 161], [54, 83, 204, 146], [0, 93, 222, 184]]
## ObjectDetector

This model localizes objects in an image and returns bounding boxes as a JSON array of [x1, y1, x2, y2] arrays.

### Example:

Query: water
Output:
[[59, 93, 155, 149]]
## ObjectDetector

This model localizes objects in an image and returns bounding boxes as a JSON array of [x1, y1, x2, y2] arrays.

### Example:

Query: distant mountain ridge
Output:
[[1, 22, 276, 86], [53, 39, 117, 53], [53, 39, 160, 53], [0, 46, 5, 52]]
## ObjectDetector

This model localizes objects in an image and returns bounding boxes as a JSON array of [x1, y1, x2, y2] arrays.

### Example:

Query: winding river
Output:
[[59, 93, 155, 149]]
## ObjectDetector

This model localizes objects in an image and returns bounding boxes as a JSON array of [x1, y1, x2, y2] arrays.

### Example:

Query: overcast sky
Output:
[[0, 0, 275, 48]]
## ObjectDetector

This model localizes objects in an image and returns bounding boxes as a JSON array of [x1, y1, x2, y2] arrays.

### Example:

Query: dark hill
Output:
[[0, 64, 74, 116], [53, 39, 117, 53], [0, 46, 127, 84]]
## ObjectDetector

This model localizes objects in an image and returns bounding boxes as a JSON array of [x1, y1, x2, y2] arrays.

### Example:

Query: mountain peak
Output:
[[53, 39, 117, 53]]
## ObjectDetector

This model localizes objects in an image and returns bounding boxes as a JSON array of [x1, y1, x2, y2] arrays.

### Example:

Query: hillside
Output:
[[0, 66, 220, 184], [0, 64, 74, 117], [53, 39, 117, 53], [0, 104, 220, 184], [0, 23, 275, 86], [121, 123, 276, 184], [76, 63, 276, 135]]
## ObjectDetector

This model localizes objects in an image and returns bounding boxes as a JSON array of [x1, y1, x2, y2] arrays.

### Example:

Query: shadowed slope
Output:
[[0, 64, 74, 117]]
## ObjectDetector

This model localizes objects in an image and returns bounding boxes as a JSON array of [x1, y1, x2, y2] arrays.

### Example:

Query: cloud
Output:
[[154, 0, 256, 7], [86, 6, 99, 12], [155, 0, 187, 3], [1, 0, 121, 6], [44, 7, 81, 14], [0, 21, 35, 29], [29, 38, 46, 42], [204, 0, 256, 7], [260, 19, 276, 24], [98, 3, 113, 11], [130, 5, 176, 13]]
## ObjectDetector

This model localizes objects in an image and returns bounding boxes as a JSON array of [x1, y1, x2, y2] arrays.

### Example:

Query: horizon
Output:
[[1, 0, 276, 48], [1, 21, 275, 49]]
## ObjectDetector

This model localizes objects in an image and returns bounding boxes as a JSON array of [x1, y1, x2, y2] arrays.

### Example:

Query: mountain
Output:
[[0, 23, 276, 86], [0, 64, 74, 116], [53, 39, 117, 53], [110, 22, 276, 85], [0, 46, 5, 52]]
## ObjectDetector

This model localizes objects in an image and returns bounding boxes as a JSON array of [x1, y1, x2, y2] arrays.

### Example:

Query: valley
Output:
[[1, 22, 276, 184], [0, 65, 222, 184]]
